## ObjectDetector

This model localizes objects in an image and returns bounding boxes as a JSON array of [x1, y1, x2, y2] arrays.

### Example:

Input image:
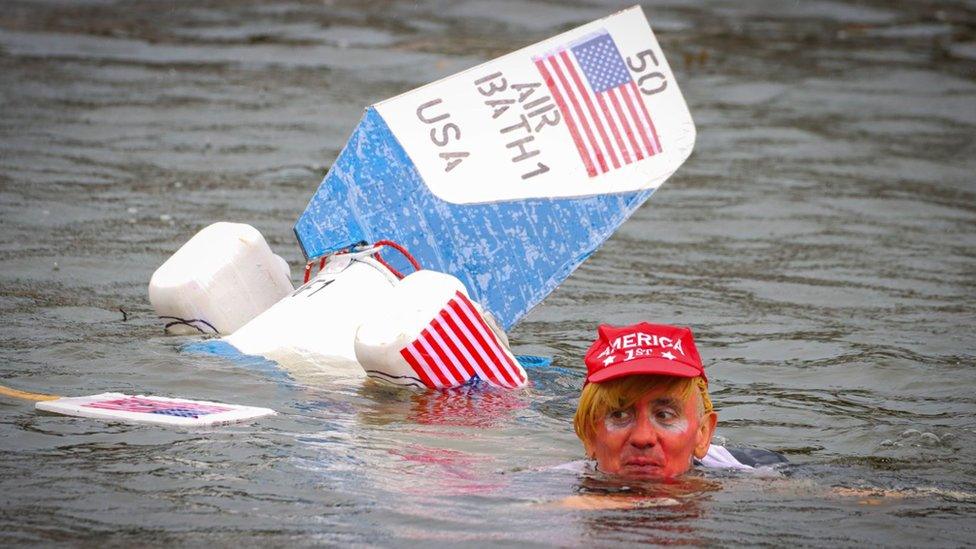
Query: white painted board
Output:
[[35, 393, 276, 427], [374, 5, 695, 204]]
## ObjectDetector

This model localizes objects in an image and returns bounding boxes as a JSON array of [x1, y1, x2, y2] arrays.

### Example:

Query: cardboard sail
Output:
[[295, 6, 695, 330]]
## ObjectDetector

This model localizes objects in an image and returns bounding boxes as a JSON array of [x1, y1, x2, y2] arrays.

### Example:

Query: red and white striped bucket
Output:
[[355, 270, 527, 390]]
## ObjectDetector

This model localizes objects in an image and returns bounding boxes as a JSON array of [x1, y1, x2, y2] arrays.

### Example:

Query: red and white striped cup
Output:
[[354, 270, 527, 389]]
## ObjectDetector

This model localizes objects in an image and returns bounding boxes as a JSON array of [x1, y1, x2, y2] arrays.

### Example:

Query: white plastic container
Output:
[[149, 222, 293, 335], [223, 250, 399, 381], [355, 270, 527, 389]]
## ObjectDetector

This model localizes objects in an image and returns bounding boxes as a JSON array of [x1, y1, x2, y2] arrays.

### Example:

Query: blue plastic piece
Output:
[[515, 355, 553, 369], [182, 340, 293, 382], [295, 108, 655, 330]]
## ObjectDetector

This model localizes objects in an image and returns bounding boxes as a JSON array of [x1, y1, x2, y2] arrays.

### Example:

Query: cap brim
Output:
[[587, 358, 702, 384]]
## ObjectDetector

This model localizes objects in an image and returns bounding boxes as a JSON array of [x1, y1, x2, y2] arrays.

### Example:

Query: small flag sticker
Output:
[[83, 396, 231, 418]]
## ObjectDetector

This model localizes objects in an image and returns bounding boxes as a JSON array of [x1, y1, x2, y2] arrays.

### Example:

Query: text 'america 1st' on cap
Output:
[[584, 322, 705, 384]]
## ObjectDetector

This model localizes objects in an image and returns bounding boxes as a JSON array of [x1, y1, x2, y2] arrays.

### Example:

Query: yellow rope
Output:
[[0, 384, 61, 402]]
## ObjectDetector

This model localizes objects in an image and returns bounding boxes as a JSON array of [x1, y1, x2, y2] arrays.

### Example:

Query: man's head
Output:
[[574, 323, 717, 479]]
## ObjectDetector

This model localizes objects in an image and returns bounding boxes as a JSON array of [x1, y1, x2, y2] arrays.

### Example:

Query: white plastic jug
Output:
[[149, 222, 293, 335]]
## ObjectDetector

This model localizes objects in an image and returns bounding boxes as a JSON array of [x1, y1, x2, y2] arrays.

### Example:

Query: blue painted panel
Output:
[[295, 107, 654, 330], [183, 340, 293, 383], [515, 355, 553, 369]]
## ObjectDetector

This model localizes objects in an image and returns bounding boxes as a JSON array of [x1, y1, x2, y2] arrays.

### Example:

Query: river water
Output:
[[1, 0, 975, 545]]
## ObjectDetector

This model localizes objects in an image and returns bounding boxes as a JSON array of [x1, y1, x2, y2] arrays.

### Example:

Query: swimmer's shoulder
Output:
[[544, 445, 787, 474], [546, 445, 788, 474], [698, 444, 789, 470]]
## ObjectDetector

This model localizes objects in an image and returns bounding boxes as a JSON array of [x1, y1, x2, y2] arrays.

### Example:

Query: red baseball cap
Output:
[[584, 322, 706, 384]]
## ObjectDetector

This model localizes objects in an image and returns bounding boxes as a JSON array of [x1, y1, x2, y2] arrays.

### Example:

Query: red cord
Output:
[[374, 240, 422, 272], [373, 254, 405, 279], [302, 241, 421, 283], [302, 254, 336, 284]]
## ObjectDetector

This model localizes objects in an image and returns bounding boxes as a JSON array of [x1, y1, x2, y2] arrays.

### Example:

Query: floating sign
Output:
[[295, 5, 695, 329], [35, 393, 276, 427]]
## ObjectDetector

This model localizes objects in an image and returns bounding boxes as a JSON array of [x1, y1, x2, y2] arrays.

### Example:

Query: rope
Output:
[[373, 254, 405, 279], [374, 240, 422, 272], [304, 240, 423, 283], [0, 384, 61, 402]]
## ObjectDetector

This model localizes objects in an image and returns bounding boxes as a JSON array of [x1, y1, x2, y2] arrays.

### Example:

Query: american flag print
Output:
[[399, 291, 528, 389], [534, 31, 663, 177], [84, 396, 231, 418]]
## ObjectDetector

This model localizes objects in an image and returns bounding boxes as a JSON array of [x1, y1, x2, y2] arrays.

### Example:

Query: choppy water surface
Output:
[[2, 0, 975, 545]]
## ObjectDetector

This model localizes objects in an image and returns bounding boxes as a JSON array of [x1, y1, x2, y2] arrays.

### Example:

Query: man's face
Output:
[[588, 382, 716, 479]]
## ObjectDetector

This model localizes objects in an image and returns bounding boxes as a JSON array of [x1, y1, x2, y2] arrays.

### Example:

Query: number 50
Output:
[[626, 49, 667, 96]]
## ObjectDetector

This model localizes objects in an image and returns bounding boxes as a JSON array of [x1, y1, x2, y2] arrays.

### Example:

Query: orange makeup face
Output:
[[587, 383, 715, 480]]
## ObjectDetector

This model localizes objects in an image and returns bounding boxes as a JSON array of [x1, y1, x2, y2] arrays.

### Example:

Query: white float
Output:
[[154, 229, 525, 389], [222, 249, 399, 381], [149, 222, 293, 335]]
